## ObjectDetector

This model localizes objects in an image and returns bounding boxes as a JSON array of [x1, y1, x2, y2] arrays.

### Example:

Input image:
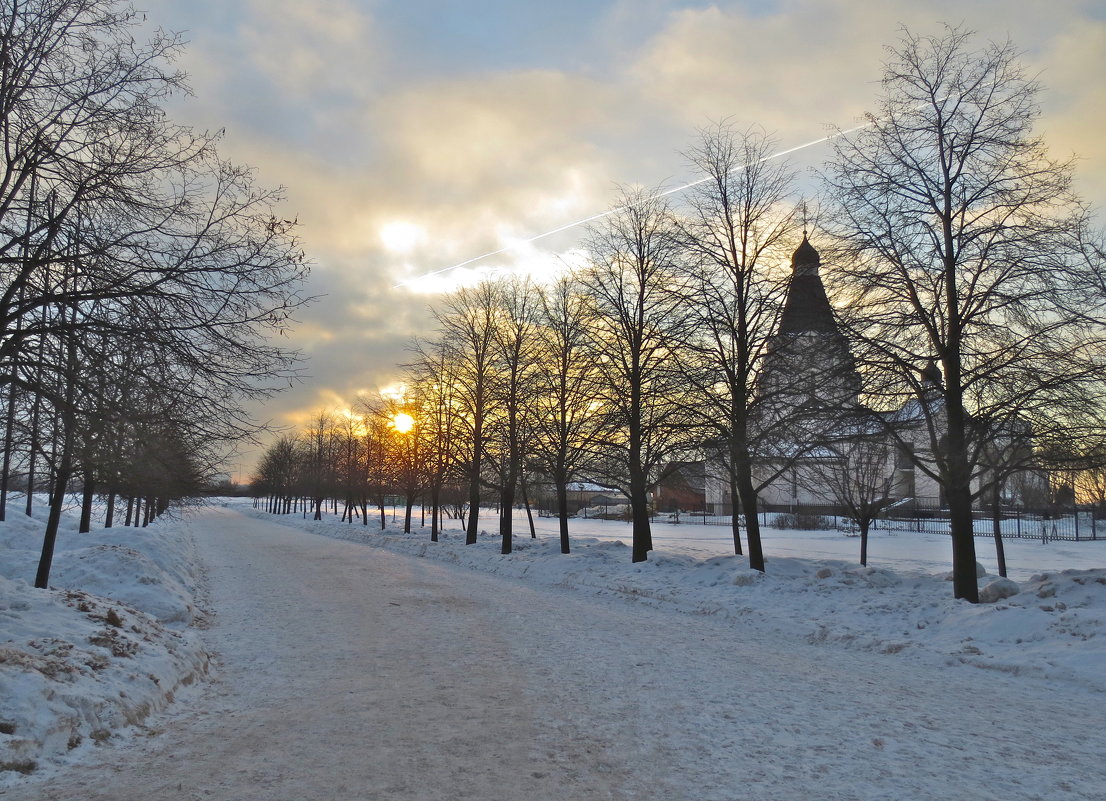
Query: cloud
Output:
[[1031, 24, 1106, 210], [240, 0, 379, 102], [140, 0, 1106, 475]]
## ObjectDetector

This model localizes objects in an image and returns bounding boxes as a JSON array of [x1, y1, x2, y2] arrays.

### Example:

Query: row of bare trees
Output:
[[255, 27, 1106, 603], [253, 403, 457, 536], [0, 1, 309, 588]]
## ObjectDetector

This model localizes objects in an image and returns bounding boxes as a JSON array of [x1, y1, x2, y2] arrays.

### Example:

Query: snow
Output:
[[0, 499, 208, 779], [243, 502, 1106, 692], [1, 497, 1104, 798]]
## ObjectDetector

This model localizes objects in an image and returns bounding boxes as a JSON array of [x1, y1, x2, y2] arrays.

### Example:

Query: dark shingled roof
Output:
[[777, 236, 839, 335], [791, 236, 820, 270]]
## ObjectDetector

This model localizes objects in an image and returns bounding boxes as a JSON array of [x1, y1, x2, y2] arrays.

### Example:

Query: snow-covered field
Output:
[[1, 496, 1104, 797]]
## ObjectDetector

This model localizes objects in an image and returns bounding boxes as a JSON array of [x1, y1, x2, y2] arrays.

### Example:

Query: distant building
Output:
[[755, 234, 865, 506], [650, 461, 728, 513], [557, 482, 627, 514], [738, 234, 1045, 511]]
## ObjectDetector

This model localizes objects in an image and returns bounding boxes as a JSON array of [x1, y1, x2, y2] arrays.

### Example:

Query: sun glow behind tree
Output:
[[391, 412, 416, 434]]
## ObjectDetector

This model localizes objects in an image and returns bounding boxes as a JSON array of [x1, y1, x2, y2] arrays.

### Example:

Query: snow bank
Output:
[[238, 501, 1106, 693], [0, 500, 208, 781]]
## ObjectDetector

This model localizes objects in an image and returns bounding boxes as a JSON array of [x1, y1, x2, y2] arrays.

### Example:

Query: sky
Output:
[[138, 0, 1106, 480]]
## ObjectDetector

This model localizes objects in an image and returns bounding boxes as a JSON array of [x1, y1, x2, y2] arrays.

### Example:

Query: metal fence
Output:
[[647, 501, 1104, 542]]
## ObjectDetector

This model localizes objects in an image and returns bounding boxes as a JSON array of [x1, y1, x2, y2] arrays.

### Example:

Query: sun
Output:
[[379, 221, 425, 254], [391, 412, 415, 434]]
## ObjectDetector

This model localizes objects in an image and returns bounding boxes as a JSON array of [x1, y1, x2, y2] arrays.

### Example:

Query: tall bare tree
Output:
[[582, 188, 695, 563], [674, 123, 799, 571], [406, 340, 462, 542], [824, 26, 1106, 601], [432, 281, 500, 545], [530, 275, 604, 554], [487, 276, 540, 554]]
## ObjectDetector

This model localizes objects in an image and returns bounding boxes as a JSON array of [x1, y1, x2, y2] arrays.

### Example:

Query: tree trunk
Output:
[[628, 460, 652, 563], [36, 336, 77, 588], [728, 471, 743, 556], [35, 463, 73, 589], [499, 480, 515, 555], [947, 482, 979, 602], [523, 487, 536, 539], [734, 451, 765, 571], [0, 383, 17, 522], [430, 484, 441, 542], [556, 479, 570, 554], [991, 485, 1007, 578], [517, 469, 537, 539], [105, 491, 116, 528], [79, 473, 95, 533], [403, 495, 414, 534], [466, 472, 481, 545], [628, 422, 652, 562], [859, 519, 869, 566]]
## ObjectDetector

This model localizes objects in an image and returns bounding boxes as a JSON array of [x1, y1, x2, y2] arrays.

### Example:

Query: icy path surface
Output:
[[9, 506, 1104, 800]]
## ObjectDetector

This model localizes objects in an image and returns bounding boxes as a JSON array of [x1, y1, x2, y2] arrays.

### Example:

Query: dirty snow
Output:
[[0, 500, 208, 778]]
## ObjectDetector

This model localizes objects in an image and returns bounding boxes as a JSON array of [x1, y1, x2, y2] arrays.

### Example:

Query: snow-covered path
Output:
[[8, 507, 1104, 800]]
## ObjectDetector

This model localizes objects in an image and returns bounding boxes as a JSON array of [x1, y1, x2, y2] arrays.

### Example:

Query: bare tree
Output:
[[582, 188, 695, 563], [302, 410, 338, 521], [823, 26, 1106, 601], [800, 427, 895, 566], [432, 282, 500, 545], [355, 396, 397, 530], [405, 340, 462, 542], [486, 277, 540, 554], [674, 123, 801, 571], [379, 390, 427, 534], [256, 435, 302, 514], [530, 275, 604, 554]]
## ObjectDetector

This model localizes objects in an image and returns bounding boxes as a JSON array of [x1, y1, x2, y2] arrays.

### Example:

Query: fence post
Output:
[[1016, 507, 1021, 539], [1075, 504, 1080, 542]]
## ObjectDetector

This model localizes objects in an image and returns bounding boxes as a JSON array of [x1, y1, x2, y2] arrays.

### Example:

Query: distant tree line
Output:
[[0, 1, 309, 588], [257, 26, 1106, 603]]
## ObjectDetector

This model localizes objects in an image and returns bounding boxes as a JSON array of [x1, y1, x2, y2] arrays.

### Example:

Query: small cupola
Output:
[[791, 234, 820, 276]]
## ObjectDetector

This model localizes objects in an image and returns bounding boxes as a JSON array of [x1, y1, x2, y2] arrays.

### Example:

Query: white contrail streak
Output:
[[393, 120, 874, 289]]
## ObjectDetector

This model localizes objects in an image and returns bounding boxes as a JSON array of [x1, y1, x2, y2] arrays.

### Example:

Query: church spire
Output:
[[777, 235, 837, 335], [759, 232, 861, 411]]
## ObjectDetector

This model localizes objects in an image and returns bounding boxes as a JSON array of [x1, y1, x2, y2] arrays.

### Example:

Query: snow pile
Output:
[[0, 501, 208, 779], [238, 501, 1106, 692]]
